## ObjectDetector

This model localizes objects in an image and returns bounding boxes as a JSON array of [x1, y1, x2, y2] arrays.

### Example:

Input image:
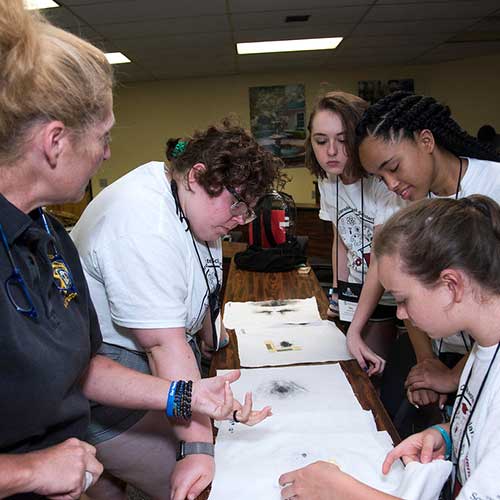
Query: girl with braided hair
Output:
[[346, 91, 500, 423], [280, 195, 500, 500]]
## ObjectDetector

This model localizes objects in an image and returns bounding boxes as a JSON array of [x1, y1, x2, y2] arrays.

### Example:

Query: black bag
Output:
[[235, 191, 306, 272]]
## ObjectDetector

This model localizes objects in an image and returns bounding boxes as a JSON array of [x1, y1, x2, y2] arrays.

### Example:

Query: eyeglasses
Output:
[[39, 210, 78, 307], [225, 185, 257, 224], [0, 223, 38, 319]]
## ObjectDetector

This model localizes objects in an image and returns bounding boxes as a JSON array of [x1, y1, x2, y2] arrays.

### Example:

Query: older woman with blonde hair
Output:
[[0, 2, 261, 498]]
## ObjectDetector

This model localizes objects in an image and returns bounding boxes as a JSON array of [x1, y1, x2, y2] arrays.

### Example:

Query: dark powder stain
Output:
[[255, 310, 274, 315], [301, 453, 307, 458], [277, 308, 296, 314], [267, 380, 307, 399], [280, 341, 293, 348], [260, 300, 289, 307]]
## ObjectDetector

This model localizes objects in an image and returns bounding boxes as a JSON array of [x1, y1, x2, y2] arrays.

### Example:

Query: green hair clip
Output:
[[171, 140, 187, 158]]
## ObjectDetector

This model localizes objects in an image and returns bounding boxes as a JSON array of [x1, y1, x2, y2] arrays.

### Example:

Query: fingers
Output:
[[364, 351, 386, 376], [439, 393, 448, 410], [278, 471, 296, 487], [242, 406, 273, 427], [239, 392, 253, 421], [249, 406, 273, 426], [222, 369, 241, 384], [381, 448, 398, 475], [217, 381, 234, 420], [419, 432, 437, 464], [185, 475, 210, 500], [407, 388, 419, 409]]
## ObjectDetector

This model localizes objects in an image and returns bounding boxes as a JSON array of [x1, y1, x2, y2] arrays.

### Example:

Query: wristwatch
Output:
[[176, 441, 215, 461]]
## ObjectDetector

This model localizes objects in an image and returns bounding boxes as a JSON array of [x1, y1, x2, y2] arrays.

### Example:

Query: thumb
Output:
[[420, 433, 437, 464], [185, 475, 209, 500], [222, 369, 241, 384]]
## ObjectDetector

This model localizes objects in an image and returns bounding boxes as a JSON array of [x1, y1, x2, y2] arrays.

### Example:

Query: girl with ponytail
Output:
[[280, 194, 500, 500]]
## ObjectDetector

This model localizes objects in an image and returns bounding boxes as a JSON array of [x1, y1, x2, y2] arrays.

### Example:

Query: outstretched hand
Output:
[[191, 370, 239, 420], [191, 371, 272, 425]]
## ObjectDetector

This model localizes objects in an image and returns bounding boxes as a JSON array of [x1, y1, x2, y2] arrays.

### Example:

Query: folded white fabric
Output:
[[209, 430, 403, 500], [223, 297, 321, 330], [392, 459, 452, 500]]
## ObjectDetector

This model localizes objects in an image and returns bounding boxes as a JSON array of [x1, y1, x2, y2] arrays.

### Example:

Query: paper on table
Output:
[[223, 297, 321, 330], [217, 364, 362, 414], [215, 408, 378, 436], [209, 430, 404, 500], [236, 321, 353, 367]]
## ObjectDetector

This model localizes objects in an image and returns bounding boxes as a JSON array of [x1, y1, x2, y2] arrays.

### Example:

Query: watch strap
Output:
[[176, 440, 214, 461]]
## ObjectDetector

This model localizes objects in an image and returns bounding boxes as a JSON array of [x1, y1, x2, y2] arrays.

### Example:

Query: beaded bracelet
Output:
[[166, 380, 193, 420]]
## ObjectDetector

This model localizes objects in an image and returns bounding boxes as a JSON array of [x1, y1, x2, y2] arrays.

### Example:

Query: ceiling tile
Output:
[[365, 1, 499, 22]]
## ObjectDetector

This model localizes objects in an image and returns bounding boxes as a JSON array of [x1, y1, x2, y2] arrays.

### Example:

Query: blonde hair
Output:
[[0, 0, 113, 163]]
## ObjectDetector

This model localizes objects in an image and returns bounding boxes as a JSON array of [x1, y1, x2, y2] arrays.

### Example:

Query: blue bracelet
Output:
[[431, 425, 452, 459], [166, 381, 178, 417]]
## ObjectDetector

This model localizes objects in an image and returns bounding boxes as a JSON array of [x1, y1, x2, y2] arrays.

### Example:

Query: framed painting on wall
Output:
[[249, 84, 306, 167]]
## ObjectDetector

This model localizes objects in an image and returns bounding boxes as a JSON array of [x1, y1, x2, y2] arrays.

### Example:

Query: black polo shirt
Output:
[[0, 194, 102, 464]]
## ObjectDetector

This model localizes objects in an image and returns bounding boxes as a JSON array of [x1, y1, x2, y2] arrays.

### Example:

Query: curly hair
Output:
[[305, 91, 368, 179], [356, 92, 500, 170], [374, 195, 500, 295], [165, 118, 286, 202]]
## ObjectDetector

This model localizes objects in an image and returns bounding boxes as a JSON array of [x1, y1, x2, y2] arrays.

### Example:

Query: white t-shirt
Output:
[[432, 158, 500, 354], [451, 342, 500, 499], [71, 161, 222, 352], [375, 157, 500, 353], [318, 174, 406, 306]]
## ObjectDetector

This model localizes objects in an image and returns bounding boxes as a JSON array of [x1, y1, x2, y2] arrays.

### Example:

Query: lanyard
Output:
[[335, 176, 365, 285], [431, 157, 472, 355], [449, 342, 500, 492], [170, 178, 221, 351]]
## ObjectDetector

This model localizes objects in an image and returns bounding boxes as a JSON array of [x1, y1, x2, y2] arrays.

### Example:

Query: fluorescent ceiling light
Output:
[[24, 0, 59, 9], [105, 52, 131, 64], [237, 37, 343, 55]]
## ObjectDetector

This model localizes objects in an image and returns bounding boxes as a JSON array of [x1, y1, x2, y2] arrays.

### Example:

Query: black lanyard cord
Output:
[[450, 342, 500, 488], [170, 177, 220, 351], [335, 176, 365, 286]]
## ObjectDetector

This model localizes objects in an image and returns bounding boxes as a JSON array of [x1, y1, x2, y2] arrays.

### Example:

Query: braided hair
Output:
[[356, 91, 500, 162]]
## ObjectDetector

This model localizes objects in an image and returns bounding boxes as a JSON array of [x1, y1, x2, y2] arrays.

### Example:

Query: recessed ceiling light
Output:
[[105, 52, 131, 64], [237, 37, 343, 55], [24, 0, 59, 9]]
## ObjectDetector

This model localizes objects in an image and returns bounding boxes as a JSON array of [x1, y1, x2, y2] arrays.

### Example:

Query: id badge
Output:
[[337, 280, 362, 323]]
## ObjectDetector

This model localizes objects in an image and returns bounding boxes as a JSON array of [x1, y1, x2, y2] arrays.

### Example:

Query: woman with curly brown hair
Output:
[[71, 119, 282, 499], [0, 1, 269, 498]]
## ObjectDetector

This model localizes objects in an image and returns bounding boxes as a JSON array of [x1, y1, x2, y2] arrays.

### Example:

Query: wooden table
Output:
[[199, 260, 399, 500], [211, 259, 399, 444]]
